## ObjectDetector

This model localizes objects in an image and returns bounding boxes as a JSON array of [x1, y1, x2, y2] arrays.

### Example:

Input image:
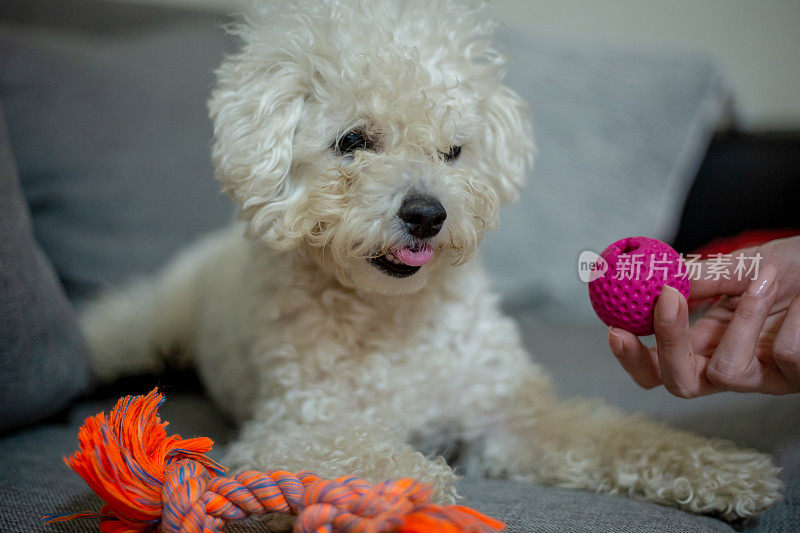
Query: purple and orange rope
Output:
[[44, 389, 504, 533]]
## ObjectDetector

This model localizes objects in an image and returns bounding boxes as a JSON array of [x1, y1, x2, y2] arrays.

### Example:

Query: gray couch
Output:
[[1, 1, 798, 531]]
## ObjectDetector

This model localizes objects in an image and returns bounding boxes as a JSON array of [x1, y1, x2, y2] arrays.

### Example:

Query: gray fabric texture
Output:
[[484, 29, 732, 314], [456, 477, 732, 533], [754, 443, 800, 533], [0, 19, 236, 307], [0, 105, 89, 432]]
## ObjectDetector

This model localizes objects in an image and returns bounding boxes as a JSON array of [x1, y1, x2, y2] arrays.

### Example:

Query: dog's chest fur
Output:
[[192, 230, 531, 438]]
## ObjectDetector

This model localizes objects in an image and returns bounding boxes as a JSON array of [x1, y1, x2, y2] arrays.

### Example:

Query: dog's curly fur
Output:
[[82, 0, 782, 521]]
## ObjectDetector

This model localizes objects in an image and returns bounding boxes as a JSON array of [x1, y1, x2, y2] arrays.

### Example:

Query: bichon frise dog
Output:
[[82, 0, 781, 521]]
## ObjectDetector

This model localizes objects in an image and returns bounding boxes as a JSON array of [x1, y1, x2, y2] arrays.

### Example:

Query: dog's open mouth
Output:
[[370, 244, 434, 278]]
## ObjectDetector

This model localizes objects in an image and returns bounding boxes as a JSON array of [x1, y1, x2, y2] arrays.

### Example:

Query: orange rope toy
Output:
[[44, 389, 504, 533]]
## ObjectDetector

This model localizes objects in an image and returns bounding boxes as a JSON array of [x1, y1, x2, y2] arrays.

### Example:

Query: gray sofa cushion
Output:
[[754, 443, 800, 533], [485, 29, 732, 315], [458, 478, 731, 533], [0, 106, 89, 432], [0, 18, 235, 307]]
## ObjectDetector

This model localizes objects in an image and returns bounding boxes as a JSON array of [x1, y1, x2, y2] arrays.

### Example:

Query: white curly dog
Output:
[[82, 0, 781, 521]]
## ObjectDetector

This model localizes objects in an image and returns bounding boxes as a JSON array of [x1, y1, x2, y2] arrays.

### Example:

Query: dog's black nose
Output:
[[398, 195, 447, 239]]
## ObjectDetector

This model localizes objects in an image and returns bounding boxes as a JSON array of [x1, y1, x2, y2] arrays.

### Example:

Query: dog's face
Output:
[[210, 0, 533, 295]]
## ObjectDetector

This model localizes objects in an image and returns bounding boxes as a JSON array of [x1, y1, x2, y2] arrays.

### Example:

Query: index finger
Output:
[[688, 247, 762, 299], [705, 264, 779, 391]]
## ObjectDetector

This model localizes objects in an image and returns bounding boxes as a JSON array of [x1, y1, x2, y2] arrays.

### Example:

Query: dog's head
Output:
[[209, 0, 533, 295]]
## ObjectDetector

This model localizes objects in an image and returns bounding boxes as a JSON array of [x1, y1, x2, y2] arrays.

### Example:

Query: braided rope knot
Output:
[[159, 464, 311, 532], [44, 389, 504, 533]]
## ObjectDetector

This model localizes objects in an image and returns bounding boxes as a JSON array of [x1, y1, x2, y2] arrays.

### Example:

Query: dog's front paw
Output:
[[391, 452, 460, 504], [223, 424, 459, 504], [641, 440, 782, 520], [338, 445, 459, 504]]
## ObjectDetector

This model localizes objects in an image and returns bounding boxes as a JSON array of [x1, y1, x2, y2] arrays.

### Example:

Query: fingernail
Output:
[[658, 286, 681, 324], [609, 327, 623, 355], [747, 263, 777, 297]]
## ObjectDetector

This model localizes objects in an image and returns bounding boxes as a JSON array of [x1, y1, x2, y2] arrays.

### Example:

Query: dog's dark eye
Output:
[[335, 130, 370, 154], [440, 145, 461, 163]]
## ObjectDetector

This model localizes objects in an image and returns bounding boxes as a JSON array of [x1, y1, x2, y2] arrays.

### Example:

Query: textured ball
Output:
[[588, 236, 690, 336]]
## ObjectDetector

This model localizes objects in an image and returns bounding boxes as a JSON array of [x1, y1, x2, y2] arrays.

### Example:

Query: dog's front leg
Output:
[[223, 415, 459, 503], [463, 371, 781, 520]]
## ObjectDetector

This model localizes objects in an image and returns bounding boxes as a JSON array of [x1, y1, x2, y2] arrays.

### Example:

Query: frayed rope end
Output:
[[44, 389, 504, 533]]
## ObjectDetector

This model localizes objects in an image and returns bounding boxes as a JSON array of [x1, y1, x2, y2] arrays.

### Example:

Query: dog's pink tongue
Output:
[[393, 245, 434, 266]]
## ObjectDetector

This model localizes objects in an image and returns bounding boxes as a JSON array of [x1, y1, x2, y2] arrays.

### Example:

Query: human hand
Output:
[[608, 236, 800, 397]]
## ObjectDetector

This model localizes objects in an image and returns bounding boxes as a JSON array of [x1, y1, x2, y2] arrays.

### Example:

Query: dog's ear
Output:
[[208, 56, 307, 248], [479, 85, 534, 204]]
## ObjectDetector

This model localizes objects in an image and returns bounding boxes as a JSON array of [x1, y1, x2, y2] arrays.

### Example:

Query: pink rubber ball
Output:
[[588, 236, 690, 336]]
